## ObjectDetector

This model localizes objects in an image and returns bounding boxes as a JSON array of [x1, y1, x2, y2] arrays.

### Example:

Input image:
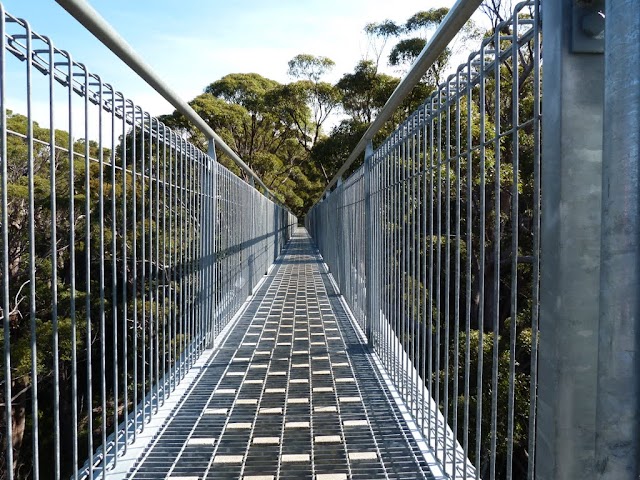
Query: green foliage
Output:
[[405, 8, 450, 32], [336, 60, 399, 124], [364, 19, 402, 38], [287, 54, 335, 83]]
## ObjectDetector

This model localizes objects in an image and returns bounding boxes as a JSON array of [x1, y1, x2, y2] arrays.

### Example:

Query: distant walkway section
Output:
[[126, 229, 433, 480]]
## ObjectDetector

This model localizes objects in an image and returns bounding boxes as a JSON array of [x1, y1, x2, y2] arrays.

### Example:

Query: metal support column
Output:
[[537, 0, 605, 478], [596, 1, 640, 477], [364, 141, 375, 345], [206, 139, 218, 348], [336, 177, 344, 286]]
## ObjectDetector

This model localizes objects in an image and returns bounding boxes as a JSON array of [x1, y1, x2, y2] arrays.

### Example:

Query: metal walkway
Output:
[[126, 229, 432, 480]]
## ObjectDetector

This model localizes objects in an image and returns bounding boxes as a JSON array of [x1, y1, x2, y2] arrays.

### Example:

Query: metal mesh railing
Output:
[[0, 5, 296, 479], [306, 2, 540, 479]]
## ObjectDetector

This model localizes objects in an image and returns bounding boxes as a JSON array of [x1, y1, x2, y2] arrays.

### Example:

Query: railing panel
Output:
[[306, 2, 541, 478], [0, 6, 296, 479]]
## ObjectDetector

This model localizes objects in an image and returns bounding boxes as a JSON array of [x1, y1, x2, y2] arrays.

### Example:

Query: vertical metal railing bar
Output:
[[193, 147, 200, 358], [406, 120, 412, 406], [151, 115, 157, 409], [45, 35, 62, 480], [218, 168, 224, 338], [178, 136, 185, 383], [140, 110, 147, 433], [187, 145, 195, 360], [184, 140, 190, 366], [506, 9, 520, 479], [197, 153, 203, 350], [154, 118, 160, 413], [169, 129, 176, 394], [427, 97, 435, 444], [475, 38, 487, 480], [489, 24, 502, 480], [463, 53, 473, 480], [373, 154, 377, 344], [388, 135, 395, 387], [151, 122, 157, 402], [184, 142, 190, 371], [527, 2, 541, 477], [110, 86, 119, 467], [131, 104, 139, 444], [194, 151, 204, 352], [453, 68, 463, 479], [121, 97, 129, 457], [403, 119, 409, 404], [186, 145, 194, 352], [175, 135, 181, 381], [411, 113, 418, 423], [188, 145, 196, 358], [67, 50, 80, 480], [377, 151, 383, 374], [191, 144, 198, 359], [421, 104, 428, 437], [25, 23, 41, 480], [373, 158, 381, 368], [161, 125, 167, 406], [148, 116, 155, 419], [95, 74, 108, 479], [208, 144, 218, 347], [0, 6, 13, 479], [394, 131, 400, 390], [202, 145, 208, 348], [386, 141, 391, 372], [164, 126, 171, 395], [80, 60, 94, 480], [435, 88, 443, 465], [172, 128, 178, 391], [444, 77, 452, 469], [177, 131, 183, 383]]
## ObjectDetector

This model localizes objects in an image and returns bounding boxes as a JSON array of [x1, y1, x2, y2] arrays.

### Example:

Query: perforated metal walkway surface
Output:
[[127, 229, 432, 480]]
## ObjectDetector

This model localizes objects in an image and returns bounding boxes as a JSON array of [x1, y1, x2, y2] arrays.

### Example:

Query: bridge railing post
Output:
[[596, 1, 640, 477], [205, 139, 218, 348], [336, 177, 344, 289], [364, 140, 376, 346], [537, 0, 605, 477]]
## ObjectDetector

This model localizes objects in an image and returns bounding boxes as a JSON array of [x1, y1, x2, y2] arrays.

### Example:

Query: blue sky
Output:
[[2, 0, 464, 121]]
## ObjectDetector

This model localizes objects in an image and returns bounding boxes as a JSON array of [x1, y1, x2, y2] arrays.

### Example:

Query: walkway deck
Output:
[[126, 229, 433, 480]]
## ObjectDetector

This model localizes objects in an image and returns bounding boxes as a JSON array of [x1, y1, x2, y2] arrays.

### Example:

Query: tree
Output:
[[336, 60, 399, 124], [364, 20, 403, 70], [287, 54, 335, 83], [283, 55, 342, 155], [161, 73, 323, 217]]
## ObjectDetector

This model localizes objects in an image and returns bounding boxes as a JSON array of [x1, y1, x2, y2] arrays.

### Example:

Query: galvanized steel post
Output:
[[206, 139, 218, 348], [364, 141, 375, 345], [336, 176, 344, 287], [596, 1, 640, 477], [537, 0, 604, 477]]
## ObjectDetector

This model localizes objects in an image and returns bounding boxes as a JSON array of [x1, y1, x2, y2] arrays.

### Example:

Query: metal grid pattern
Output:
[[0, 6, 296, 479], [127, 229, 432, 480], [306, 2, 541, 479]]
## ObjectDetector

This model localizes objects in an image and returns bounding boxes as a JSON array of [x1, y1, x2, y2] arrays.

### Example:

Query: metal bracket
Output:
[[572, 0, 605, 53]]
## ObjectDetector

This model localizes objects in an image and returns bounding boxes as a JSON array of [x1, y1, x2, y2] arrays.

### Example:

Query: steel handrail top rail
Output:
[[54, 0, 271, 196], [318, 0, 483, 200]]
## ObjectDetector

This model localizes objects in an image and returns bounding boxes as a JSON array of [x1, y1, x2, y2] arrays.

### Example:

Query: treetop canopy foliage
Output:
[[157, 7, 485, 218]]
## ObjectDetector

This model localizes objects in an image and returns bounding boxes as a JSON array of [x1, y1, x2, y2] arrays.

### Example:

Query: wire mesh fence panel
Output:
[[306, 2, 541, 479], [0, 6, 296, 479]]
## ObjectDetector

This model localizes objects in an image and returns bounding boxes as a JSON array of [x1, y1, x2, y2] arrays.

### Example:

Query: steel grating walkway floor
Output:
[[127, 229, 433, 480]]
